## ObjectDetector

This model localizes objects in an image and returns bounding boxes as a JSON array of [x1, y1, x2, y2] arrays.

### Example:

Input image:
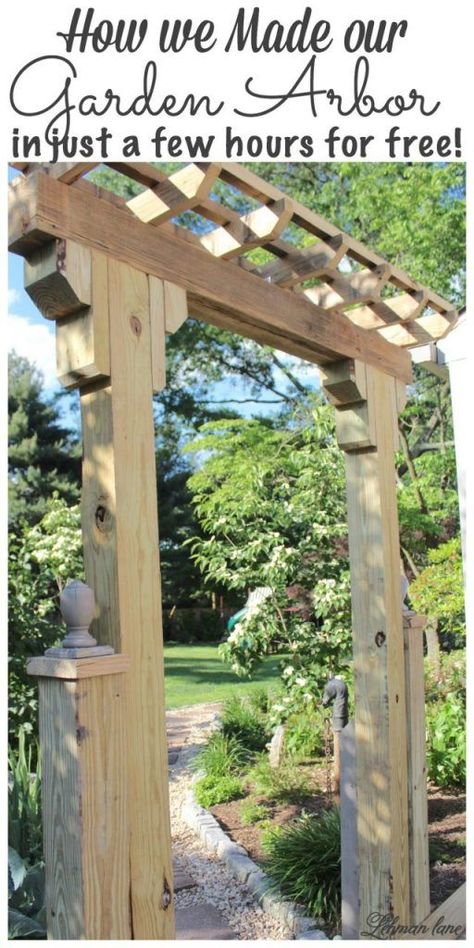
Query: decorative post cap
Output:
[[45, 579, 114, 659]]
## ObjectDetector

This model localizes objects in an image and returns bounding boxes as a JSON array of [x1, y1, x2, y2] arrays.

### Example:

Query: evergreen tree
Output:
[[8, 352, 80, 525]]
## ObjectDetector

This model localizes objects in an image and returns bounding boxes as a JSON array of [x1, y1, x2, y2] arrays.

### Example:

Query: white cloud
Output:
[[8, 288, 21, 308], [7, 313, 57, 391]]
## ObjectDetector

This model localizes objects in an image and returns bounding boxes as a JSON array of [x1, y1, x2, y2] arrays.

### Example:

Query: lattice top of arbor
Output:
[[9, 161, 458, 382]]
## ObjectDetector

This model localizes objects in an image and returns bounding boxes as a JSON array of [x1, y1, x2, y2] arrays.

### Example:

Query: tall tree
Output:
[[8, 352, 80, 525]]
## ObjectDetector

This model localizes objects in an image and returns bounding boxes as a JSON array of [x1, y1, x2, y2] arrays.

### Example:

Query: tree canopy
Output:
[[8, 353, 80, 525]]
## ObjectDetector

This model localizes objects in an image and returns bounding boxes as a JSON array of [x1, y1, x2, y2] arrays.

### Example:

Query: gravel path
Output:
[[167, 702, 292, 940]]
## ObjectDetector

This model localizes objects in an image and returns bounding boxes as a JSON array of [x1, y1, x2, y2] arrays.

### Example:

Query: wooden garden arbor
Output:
[[9, 162, 461, 940]]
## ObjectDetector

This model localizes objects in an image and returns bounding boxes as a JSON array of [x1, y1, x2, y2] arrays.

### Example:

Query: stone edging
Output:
[[182, 775, 331, 940]]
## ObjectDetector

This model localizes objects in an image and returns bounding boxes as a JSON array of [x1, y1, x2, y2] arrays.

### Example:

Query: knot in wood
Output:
[[94, 503, 113, 535], [130, 314, 142, 336], [375, 630, 386, 648], [161, 877, 172, 909]]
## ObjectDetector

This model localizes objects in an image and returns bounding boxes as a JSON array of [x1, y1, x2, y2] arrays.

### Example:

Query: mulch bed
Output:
[[210, 764, 465, 910]]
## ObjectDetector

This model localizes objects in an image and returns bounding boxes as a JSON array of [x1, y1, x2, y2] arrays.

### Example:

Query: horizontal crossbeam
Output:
[[9, 172, 412, 380]]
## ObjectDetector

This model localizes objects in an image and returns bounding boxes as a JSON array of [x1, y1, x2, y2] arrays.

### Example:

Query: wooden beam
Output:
[[149, 276, 166, 392], [13, 162, 97, 183], [126, 162, 221, 224], [164, 280, 188, 334], [218, 164, 455, 313], [199, 198, 293, 259], [347, 292, 428, 331], [11, 161, 457, 320], [56, 250, 111, 389], [80, 259, 174, 938], [301, 265, 391, 311], [25, 238, 92, 319], [322, 361, 410, 934], [8, 172, 412, 381], [255, 236, 346, 286], [399, 885, 466, 939], [378, 312, 457, 347]]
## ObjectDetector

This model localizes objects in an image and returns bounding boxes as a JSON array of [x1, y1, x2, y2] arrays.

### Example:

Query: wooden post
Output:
[[23, 239, 185, 939], [340, 721, 359, 939], [322, 359, 411, 934], [81, 258, 175, 938], [27, 650, 130, 939], [404, 613, 430, 924]]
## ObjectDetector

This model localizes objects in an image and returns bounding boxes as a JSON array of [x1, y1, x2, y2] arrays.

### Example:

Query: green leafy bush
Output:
[[424, 650, 465, 702], [8, 729, 46, 940], [246, 755, 309, 803], [426, 697, 466, 789], [8, 729, 42, 865], [284, 709, 326, 760], [9, 498, 83, 745], [263, 809, 341, 925], [220, 694, 270, 752], [194, 732, 247, 777], [410, 538, 465, 645], [240, 800, 270, 825], [194, 774, 244, 808], [8, 850, 46, 940]]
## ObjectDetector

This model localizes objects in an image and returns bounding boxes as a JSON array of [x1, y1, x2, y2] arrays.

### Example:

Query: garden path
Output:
[[166, 702, 291, 940]]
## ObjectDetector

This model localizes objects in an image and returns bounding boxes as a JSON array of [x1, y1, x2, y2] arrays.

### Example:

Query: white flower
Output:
[[295, 677, 307, 687]]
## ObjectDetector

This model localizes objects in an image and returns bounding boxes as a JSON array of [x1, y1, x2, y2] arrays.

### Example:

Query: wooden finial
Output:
[[60, 579, 97, 648], [46, 580, 114, 658]]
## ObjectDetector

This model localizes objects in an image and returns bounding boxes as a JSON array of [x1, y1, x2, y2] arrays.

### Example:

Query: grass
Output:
[[164, 643, 284, 709]]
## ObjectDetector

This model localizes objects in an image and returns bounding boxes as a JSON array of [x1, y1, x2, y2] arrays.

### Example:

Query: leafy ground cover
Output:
[[194, 684, 465, 934], [163, 643, 285, 708]]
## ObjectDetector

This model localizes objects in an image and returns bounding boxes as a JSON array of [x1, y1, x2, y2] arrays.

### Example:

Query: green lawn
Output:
[[164, 642, 282, 708]]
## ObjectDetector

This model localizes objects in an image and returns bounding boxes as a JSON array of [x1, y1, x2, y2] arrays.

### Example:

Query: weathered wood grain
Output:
[[164, 280, 188, 334], [24, 238, 91, 319], [27, 653, 130, 679], [149, 276, 166, 391], [398, 884, 466, 939], [8, 172, 412, 380], [55, 249, 110, 388], [324, 361, 410, 932], [80, 258, 175, 938], [36, 667, 130, 939]]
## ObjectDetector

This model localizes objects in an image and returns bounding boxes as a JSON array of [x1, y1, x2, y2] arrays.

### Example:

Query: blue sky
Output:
[[8, 166, 318, 430]]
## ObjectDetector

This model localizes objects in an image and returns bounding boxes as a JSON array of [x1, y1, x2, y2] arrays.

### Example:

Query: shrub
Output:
[[8, 729, 42, 865], [8, 851, 46, 940], [284, 709, 326, 760], [263, 808, 341, 925], [220, 695, 270, 752], [424, 650, 465, 701], [8, 730, 46, 941], [8, 499, 83, 746], [410, 537, 465, 646], [194, 774, 244, 808], [246, 755, 309, 803], [194, 732, 247, 777], [240, 800, 270, 825], [426, 697, 466, 789]]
